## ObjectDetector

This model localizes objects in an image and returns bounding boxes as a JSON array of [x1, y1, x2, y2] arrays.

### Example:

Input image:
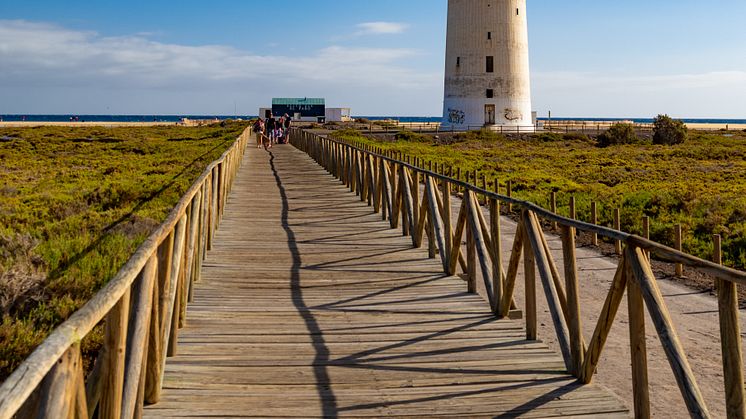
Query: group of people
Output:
[[253, 113, 292, 150]]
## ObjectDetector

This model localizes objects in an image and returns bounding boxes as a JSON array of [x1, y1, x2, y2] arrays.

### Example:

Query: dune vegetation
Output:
[[330, 128, 746, 270], [0, 121, 248, 379]]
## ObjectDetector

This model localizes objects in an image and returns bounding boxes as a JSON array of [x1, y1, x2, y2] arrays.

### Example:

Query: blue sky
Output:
[[1, 0, 745, 118]]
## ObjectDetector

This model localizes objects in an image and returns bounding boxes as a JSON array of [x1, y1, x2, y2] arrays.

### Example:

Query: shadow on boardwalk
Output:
[[270, 151, 339, 417], [144, 145, 628, 418]]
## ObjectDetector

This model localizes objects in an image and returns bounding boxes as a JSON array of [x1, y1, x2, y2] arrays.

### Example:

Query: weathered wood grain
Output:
[[144, 145, 628, 418], [627, 246, 710, 418]]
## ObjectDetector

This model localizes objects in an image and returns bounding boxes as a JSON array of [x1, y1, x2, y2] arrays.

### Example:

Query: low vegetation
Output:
[[596, 123, 639, 147], [0, 121, 248, 379], [653, 114, 688, 145], [331, 128, 746, 270]]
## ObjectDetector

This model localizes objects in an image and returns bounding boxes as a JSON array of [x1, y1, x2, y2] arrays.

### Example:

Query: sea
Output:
[[1, 115, 745, 125]]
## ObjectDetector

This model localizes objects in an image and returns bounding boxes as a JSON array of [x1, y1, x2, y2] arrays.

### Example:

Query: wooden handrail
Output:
[[292, 128, 745, 418], [0, 127, 251, 419], [309, 129, 746, 284]]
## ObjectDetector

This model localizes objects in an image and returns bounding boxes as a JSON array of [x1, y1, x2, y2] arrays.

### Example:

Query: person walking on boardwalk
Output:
[[283, 114, 292, 143], [276, 115, 284, 144], [267, 112, 277, 145], [253, 118, 265, 149]]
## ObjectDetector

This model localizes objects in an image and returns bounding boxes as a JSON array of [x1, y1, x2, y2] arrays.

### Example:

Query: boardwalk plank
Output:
[[144, 145, 628, 418]]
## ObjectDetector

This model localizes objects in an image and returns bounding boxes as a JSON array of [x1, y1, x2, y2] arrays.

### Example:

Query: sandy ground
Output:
[[686, 123, 746, 131], [439, 194, 742, 417], [394, 121, 746, 132]]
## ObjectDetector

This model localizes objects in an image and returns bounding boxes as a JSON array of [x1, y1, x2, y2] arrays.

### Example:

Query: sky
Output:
[[0, 0, 745, 118]]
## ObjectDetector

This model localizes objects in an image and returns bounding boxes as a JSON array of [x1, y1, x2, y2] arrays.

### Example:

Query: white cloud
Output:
[[355, 21, 409, 35], [0, 20, 429, 88], [0, 20, 441, 115]]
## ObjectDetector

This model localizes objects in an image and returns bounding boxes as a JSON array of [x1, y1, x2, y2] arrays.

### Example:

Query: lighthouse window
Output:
[[486, 89, 494, 98], [486, 56, 494, 73], [487, 32, 492, 40], [456, 57, 461, 67], [517, 8, 520, 15]]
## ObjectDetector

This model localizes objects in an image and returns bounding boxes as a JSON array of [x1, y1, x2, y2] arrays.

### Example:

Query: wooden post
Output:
[[121, 255, 157, 419], [427, 198, 437, 259], [211, 167, 219, 243], [37, 343, 79, 418], [561, 225, 584, 377], [412, 169, 421, 247], [443, 178, 453, 272], [591, 201, 598, 246], [507, 181, 513, 213], [490, 180, 502, 315], [569, 196, 576, 220], [627, 247, 711, 418], [523, 214, 537, 341], [480, 174, 486, 206], [642, 216, 650, 261], [145, 234, 167, 404], [400, 166, 415, 243], [456, 167, 462, 193], [204, 175, 213, 251], [381, 160, 393, 222], [166, 216, 188, 358], [713, 235, 746, 418], [73, 343, 89, 419], [614, 208, 622, 255], [185, 191, 203, 304], [550, 192, 557, 230], [100, 289, 131, 419], [426, 177, 448, 272], [675, 225, 684, 277], [466, 208, 477, 294], [627, 260, 650, 419]]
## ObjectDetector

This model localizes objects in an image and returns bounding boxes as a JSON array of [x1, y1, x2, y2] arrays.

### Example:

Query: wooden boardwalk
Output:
[[144, 145, 628, 418]]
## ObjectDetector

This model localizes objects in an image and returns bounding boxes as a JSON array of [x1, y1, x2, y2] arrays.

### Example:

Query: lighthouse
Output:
[[442, 0, 533, 130]]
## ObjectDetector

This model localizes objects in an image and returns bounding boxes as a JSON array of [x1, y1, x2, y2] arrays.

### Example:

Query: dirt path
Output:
[[444, 194, 742, 417]]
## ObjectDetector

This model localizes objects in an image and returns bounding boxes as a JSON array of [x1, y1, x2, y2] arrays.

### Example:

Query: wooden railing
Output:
[[0, 128, 251, 419], [291, 128, 746, 419]]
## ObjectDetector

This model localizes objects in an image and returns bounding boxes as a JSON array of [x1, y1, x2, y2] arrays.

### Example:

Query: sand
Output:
[[488, 215, 741, 417], [410, 180, 742, 417], [394, 121, 746, 132]]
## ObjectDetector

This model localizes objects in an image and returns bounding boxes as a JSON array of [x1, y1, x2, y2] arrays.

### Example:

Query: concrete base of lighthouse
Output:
[[442, 98, 535, 132]]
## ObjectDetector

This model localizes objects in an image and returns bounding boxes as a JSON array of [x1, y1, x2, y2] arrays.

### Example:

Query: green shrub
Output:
[[355, 118, 371, 124], [596, 123, 639, 147], [0, 122, 248, 380], [563, 132, 591, 142], [395, 130, 430, 143], [534, 133, 563, 142], [330, 129, 362, 142], [653, 114, 688, 145]]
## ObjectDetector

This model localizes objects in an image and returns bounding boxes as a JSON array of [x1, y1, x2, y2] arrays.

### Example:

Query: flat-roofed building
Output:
[[271, 98, 326, 122]]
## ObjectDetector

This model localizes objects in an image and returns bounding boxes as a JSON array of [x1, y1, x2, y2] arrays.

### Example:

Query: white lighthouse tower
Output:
[[442, 0, 533, 130]]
